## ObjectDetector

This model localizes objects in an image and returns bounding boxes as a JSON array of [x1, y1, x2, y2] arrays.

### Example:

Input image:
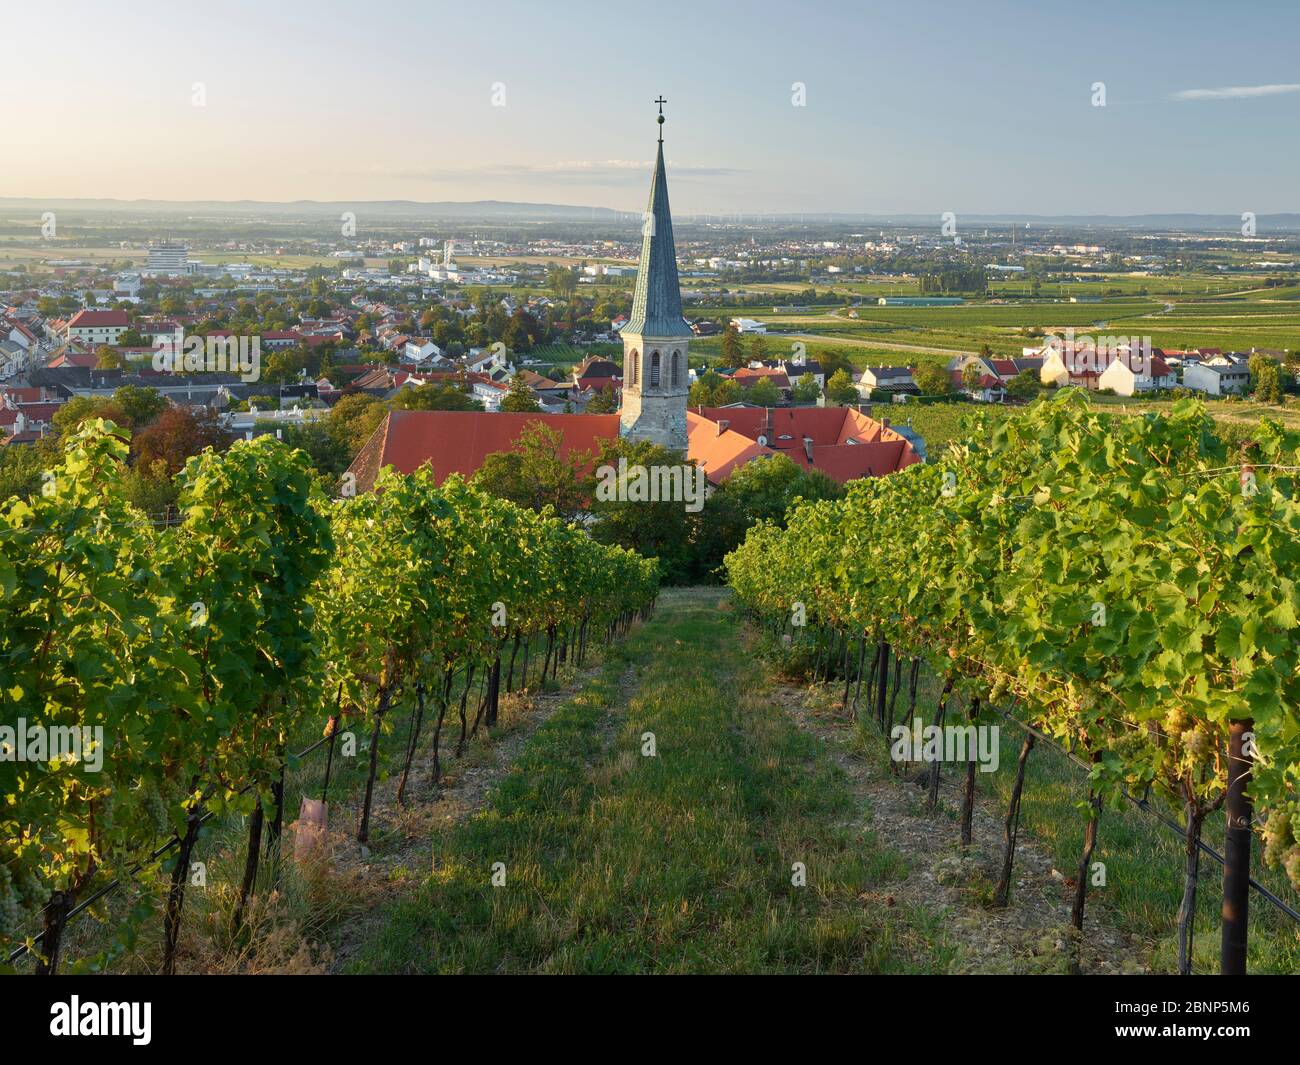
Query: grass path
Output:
[[348, 588, 947, 974]]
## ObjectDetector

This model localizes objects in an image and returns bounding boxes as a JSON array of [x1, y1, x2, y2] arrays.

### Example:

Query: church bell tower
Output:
[[619, 97, 691, 452]]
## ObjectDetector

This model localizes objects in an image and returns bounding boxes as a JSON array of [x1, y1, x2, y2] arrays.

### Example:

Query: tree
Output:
[[389, 382, 485, 412], [263, 346, 308, 385], [713, 378, 741, 405], [547, 265, 578, 301], [747, 376, 782, 407], [1006, 368, 1041, 402], [500, 375, 542, 413], [132, 407, 230, 475], [723, 452, 843, 526], [749, 334, 768, 363], [0, 437, 57, 501], [53, 396, 125, 436], [720, 323, 745, 368], [587, 436, 697, 584], [282, 420, 352, 477], [961, 362, 984, 394], [824, 368, 858, 406], [471, 421, 590, 519], [690, 370, 724, 406], [586, 384, 618, 414], [328, 393, 387, 455], [113, 385, 168, 430], [1249, 353, 1282, 404], [819, 348, 855, 379], [793, 373, 821, 405], [913, 363, 951, 395], [95, 346, 123, 370]]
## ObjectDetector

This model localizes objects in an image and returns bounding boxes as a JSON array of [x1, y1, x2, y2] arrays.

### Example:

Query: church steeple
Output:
[[625, 107, 692, 339], [619, 100, 691, 452]]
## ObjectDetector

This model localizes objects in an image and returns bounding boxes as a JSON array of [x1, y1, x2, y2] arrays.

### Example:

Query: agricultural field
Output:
[[687, 275, 1298, 362]]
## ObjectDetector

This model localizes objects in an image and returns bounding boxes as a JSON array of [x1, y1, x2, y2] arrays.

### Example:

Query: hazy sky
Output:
[[8, 0, 1298, 214]]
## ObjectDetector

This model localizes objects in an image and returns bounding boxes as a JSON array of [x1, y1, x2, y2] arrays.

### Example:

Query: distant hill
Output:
[[0, 198, 623, 222], [682, 212, 1300, 232], [0, 199, 1296, 231]]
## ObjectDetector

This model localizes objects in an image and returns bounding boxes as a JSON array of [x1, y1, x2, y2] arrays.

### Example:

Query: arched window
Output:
[[670, 352, 680, 388], [650, 351, 660, 387], [628, 350, 637, 386]]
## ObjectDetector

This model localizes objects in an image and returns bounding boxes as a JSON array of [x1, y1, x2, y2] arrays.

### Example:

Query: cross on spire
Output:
[[654, 95, 666, 141]]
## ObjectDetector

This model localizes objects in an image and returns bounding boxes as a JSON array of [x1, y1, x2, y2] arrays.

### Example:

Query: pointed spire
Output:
[[625, 102, 691, 338]]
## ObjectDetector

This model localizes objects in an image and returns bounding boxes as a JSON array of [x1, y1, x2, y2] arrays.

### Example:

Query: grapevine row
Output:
[[725, 389, 1300, 972], [0, 418, 657, 971]]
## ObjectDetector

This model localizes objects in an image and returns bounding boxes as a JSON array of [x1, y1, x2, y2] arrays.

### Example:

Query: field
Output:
[[686, 273, 1298, 364]]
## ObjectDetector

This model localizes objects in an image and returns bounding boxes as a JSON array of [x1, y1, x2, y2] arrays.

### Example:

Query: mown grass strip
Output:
[[351, 591, 945, 974]]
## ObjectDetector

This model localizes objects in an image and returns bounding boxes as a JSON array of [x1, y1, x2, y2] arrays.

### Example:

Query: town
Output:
[[2, 211, 1296, 497]]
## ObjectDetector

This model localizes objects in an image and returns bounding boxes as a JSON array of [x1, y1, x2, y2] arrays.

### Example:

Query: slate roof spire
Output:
[[625, 99, 692, 338]]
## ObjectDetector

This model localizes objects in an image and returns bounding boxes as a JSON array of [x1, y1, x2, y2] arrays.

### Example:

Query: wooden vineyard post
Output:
[[397, 682, 426, 806], [268, 755, 286, 864], [233, 800, 264, 932], [357, 686, 393, 845], [960, 696, 980, 848], [993, 732, 1034, 907], [1070, 797, 1100, 932], [842, 636, 856, 712], [1221, 718, 1252, 975], [506, 632, 521, 692], [485, 654, 502, 729], [927, 677, 954, 810], [1068, 760, 1102, 974], [162, 811, 203, 975], [1176, 789, 1206, 976], [851, 635, 868, 712], [874, 641, 890, 728], [33, 889, 73, 976]]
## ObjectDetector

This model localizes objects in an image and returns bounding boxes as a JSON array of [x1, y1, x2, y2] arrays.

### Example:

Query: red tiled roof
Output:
[[47, 351, 100, 368], [67, 310, 129, 329], [2, 387, 56, 404], [734, 367, 791, 389], [1, 402, 62, 426], [576, 374, 621, 392], [346, 410, 622, 492], [687, 406, 919, 484]]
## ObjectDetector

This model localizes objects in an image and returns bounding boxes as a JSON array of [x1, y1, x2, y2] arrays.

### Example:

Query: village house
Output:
[[66, 309, 130, 346], [1183, 359, 1251, 396]]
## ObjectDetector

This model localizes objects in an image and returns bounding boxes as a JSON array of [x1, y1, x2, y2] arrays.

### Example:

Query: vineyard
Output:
[[0, 419, 658, 974], [726, 389, 1300, 974]]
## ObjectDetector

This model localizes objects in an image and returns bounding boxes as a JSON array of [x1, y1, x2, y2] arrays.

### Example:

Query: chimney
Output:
[[802, 436, 814, 463], [716, 418, 729, 435]]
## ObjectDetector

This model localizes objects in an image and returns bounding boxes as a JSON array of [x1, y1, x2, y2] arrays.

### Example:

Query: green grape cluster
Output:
[[0, 860, 44, 942], [137, 779, 171, 835], [0, 865, 21, 941]]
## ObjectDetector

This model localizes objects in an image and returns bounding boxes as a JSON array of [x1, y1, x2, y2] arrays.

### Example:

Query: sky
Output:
[[7, 0, 1299, 215]]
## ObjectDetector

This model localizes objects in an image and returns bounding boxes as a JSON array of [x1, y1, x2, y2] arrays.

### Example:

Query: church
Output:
[[346, 103, 919, 494]]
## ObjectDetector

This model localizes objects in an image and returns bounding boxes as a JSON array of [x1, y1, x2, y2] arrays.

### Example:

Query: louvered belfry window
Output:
[[650, 351, 660, 387]]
